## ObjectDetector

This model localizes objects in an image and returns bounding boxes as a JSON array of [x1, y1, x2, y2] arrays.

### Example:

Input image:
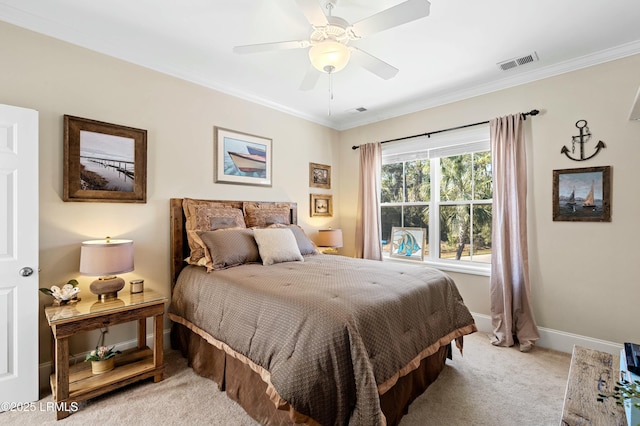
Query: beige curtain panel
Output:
[[355, 142, 383, 260], [489, 114, 540, 352]]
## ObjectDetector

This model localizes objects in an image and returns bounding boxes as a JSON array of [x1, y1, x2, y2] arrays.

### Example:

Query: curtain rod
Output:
[[351, 109, 540, 150]]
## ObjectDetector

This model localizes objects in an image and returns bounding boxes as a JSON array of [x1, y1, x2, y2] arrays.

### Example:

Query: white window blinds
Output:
[[382, 125, 490, 164]]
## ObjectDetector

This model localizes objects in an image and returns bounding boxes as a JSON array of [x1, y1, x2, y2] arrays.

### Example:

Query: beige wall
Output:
[[3, 19, 640, 366], [0, 22, 340, 364], [338, 54, 640, 345]]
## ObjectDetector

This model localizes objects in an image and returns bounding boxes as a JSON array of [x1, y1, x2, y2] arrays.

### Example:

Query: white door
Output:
[[0, 104, 39, 408]]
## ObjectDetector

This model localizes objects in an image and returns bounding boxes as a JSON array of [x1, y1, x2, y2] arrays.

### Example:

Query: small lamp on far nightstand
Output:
[[316, 229, 343, 254], [80, 237, 134, 301]]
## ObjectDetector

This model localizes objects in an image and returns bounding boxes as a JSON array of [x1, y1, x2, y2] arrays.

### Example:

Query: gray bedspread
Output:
[[169, 255, 476, 425]]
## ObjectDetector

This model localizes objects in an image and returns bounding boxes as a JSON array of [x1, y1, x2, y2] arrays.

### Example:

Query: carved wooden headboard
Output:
[[169, 198, 298, 291]]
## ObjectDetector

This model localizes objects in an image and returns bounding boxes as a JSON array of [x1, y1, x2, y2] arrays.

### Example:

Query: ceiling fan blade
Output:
[[295, 0, 329, 27], [351, 0, 431, 37], [233, 40, 309, 54], [299, 66, 320, 91], [350, 47, 399, 80]]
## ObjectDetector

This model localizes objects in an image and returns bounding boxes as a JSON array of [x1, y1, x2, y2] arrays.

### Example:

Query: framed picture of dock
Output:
[[214, 127, 272, 187], [553, 166, 611, 222], [63, 115, 147, 203]]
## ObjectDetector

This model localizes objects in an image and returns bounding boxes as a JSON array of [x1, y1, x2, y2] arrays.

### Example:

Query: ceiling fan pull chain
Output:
[[328, 72, 333, 116]]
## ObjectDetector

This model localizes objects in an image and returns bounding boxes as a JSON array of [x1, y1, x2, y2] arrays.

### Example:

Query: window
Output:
[[380, 127, 491, 274]]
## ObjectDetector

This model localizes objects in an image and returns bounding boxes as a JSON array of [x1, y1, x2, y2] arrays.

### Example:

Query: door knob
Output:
[[19, 267, 34, 277]]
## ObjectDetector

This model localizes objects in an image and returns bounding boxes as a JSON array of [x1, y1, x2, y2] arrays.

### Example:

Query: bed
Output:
[[168, 198, 477, 425]]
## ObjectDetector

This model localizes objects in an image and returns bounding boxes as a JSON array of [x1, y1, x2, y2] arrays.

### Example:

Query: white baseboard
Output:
[[471, 313, 623, 355], [39, 328, 172, 393], [40, 318, 624, 392]]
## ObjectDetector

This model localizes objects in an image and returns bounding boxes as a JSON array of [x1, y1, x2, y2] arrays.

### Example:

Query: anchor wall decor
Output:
[[560, 119, 606, 161]]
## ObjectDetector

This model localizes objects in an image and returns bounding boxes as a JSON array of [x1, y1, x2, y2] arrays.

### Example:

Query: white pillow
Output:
[[253, 228, 304, 266]]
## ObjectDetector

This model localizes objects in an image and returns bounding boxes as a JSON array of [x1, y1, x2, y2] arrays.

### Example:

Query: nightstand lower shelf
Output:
[[45, 290, 167, 420], [50, 347, 163, 401]]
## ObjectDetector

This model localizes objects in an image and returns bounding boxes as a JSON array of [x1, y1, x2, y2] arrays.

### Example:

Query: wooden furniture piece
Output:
[[170, 198, 297, 288], [45, 289, 166, 420], [561, 345, 627, 425]]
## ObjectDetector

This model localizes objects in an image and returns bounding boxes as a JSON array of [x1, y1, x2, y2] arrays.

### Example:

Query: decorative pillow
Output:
[[183, 198, 241, 230], [182, 198, 245, 266], [199, 229, 260, 271], [210, 216, 240, 229], [253, 228, 303, 266], [243, 202, 291, 228], [267, 224, 319, 256], [192, 205, 245, 230]]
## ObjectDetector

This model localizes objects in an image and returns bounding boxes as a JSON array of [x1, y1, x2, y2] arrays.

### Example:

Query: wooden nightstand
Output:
[[45, 289, 166, 420]]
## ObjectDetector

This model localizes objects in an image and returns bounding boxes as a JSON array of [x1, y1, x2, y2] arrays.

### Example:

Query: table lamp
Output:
[[80, 237, 134, 301], [316, 229, 343, 254]]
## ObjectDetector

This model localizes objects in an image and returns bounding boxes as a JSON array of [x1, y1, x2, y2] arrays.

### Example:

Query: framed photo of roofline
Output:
[[214, 126, 272, 187], [63, 115, 147, 203]]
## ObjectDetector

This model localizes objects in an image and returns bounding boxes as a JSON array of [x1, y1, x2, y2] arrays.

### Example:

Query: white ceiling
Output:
[[2, 0, 640, 130]]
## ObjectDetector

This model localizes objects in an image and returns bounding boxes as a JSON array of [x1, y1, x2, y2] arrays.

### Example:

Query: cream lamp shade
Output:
[[80, 237, 134, 301], [308, 41, 351, 74], [317, 229, 343, 254]]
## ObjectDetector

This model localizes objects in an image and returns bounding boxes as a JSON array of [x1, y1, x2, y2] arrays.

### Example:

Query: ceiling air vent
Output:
[[498, 52, 539, 71], [347, 107, 368, 114]]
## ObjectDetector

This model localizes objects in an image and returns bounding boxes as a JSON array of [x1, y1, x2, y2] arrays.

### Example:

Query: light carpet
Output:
[[0, 331, 571, 425]]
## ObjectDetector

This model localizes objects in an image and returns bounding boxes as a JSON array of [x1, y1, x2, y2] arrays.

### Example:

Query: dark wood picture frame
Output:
[[310, 193, 333, 217], [553, 166, 611, 222], [309, 162, 331, 189], [214, 126, 272, 187], [63, 115, 147, 203]]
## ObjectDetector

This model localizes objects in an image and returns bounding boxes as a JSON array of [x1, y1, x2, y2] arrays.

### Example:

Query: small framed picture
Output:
[[63, 115, 147, 203], [309, 162, 331, 189], [390, 227, 426, 261], [214, 127, 272, 187], [553, 166, 611, 222], [310, 194, 333, 217]]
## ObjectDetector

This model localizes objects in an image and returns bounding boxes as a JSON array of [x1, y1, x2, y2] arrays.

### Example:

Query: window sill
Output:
[[383, 255, 490, 277]]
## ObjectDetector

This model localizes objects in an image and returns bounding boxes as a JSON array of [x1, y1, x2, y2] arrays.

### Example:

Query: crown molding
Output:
[[333, 40, 640, 130], [2, 4, 639, 131]]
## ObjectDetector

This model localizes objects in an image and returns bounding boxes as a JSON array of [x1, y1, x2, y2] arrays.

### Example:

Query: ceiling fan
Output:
[[233, 0, 431, 90]]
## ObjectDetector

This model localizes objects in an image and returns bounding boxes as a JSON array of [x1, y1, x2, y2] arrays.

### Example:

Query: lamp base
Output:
[[90, 276, 125, 301], [319, 247, 340, 255]]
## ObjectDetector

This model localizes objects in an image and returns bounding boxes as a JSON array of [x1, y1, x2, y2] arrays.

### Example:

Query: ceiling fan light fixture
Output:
[[309, 40, 351, 73]]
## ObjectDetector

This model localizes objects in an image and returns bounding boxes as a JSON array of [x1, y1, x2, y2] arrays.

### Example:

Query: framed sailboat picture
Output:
[[553, 166, 611, 222]]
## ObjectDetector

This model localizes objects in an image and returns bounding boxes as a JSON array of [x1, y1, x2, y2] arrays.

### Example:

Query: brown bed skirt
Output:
[[171, 322, 452, 426]]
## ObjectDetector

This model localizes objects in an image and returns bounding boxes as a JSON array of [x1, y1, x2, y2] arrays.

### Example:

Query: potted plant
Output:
[[598, 378, 640, 426], [85, 345, 120, 374]]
